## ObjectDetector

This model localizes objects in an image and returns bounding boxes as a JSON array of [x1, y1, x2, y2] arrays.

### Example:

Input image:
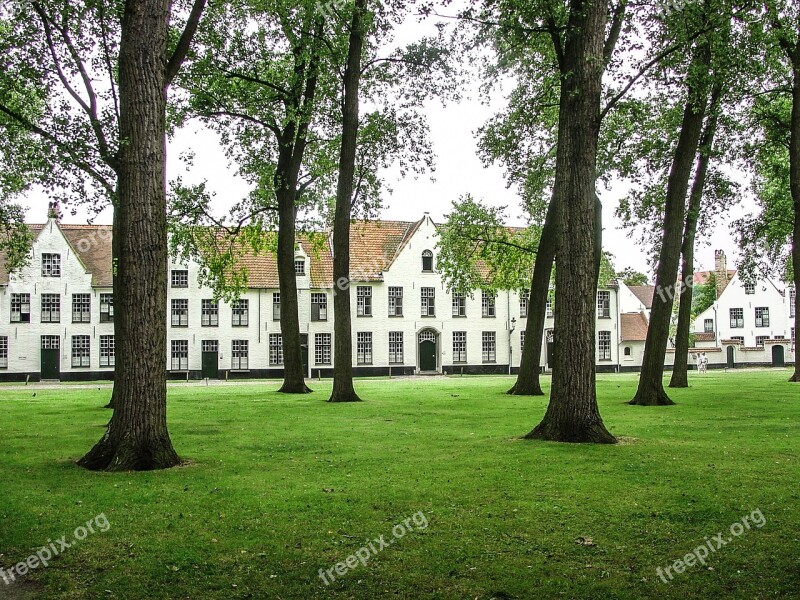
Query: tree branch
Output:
[[166, 0, 207, 86]]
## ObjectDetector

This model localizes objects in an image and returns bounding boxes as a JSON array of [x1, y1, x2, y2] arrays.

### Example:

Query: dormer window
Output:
[[42, 253, 61, 277], [422, 250, 434, 272], [295, 258, 306, 276], [171, 270, 188, 288]]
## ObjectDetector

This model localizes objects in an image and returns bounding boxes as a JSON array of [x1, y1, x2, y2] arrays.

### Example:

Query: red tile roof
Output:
[[621, 312, 649, 341]]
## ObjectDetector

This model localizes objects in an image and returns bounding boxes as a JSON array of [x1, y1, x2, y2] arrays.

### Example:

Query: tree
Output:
[[736, 1, 799, 382], [80, 0, 206, 470], [617, 267, 649, 286], [0, 0, 206, 468], [172, 0, 451, 395], [329, 0, 367, 403]]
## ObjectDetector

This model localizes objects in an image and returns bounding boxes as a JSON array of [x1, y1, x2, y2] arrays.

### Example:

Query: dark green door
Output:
[[772, 345, 785, 367], [726, 346, 735, 368], [420, 340, 436, 371], [202, 352, 218, 378], [546, 342, 555, 368], [41, 336, 60, 379], [201, 341, 218, 378], [301, 334, 309, 378]]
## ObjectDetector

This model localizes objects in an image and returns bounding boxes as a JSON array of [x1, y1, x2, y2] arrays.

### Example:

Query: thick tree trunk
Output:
[[277, 186, 312, 394], [525, 0, 615, 444], [630, 45, 711, 406], [669, 86, 721, 388], [79, 0, 179, 470], [508, 198, 557, 396], [789, 60, 800, 382], [329, 0, 366, 403]]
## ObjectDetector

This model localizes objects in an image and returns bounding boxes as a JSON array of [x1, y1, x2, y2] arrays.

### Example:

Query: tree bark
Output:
[[79, 0, 180, 470], [507, 198, 556, 396], [329, 0, 366, 403], [104, 198, 120, 410], [669, 85, 722, 388], [789, 59, 800, 382], [525, 0, 615, 444], [630, 44, 711, 406]]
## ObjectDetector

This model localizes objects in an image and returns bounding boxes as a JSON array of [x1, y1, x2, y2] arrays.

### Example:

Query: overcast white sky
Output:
[[19, 3, 755, 280]]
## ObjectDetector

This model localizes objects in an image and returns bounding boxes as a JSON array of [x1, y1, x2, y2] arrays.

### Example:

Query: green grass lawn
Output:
[[0, 371, 798, 599]]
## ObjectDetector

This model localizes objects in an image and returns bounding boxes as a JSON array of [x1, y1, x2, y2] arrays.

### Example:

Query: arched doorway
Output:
[[726, 346, 735, 369], [418, 329, 438, 372], [772, 345, 785, 367]]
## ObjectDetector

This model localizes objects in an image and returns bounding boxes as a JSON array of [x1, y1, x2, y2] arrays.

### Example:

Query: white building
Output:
[[692, 250, 795, 369], [0, 215, 631, 381]]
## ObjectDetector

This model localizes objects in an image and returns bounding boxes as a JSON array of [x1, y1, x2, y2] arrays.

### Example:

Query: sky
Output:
[[17, 3, 757, 280]]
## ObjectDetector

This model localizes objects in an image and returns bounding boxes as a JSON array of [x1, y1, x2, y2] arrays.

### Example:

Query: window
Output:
[[421, 287, 435, 317], [232, 340, 249, 370], [546, 297, 554, 318], [744, 282, 755, 295], [704, 319, 714, 333], [99, 335, 115, 367], [520, 291, 529, 318], [388, 287, 403, 317], [41, 294, 60, 323], [791, 288, 796, 318], [71, 335, 90, 367], [100, 294, 114, 323], [10, 293, 31, 323], [72, 294, 91, 323], [730, 336, 744, 344], [202, 299, 219, 326], [389, 332, 404, 364], [171, 299, 188, 327], [202, 340, 218, 353], [357, 286, 372, 317], [232, 299, 249, 327], [41, 253, 61, 277], [755, 307, 770, 328], [520, 331, 526, 354], [272, 293, 281, 321], [0, 336, 7, 368], [482, 291, 496, 317], [171, 340, 188, 370], [311, 293, 328, 321], [598, 331, 612, 361], [452, 292, 466, 317], [357, 332, 372, 365], [171, 270, 188, 288], [729, 308, 744, 328], [756, 336, 768, 347], [482, 332, 496, 363], [315, 333, 331, 365], [624, 346, 632, 357], [294, 258, 306, 276], [453, 331, 467, 363], [269, 333, 283, 365], [422, 250, 434, 272], [41, 335, 60, 350], [597, 291, 611, 318]]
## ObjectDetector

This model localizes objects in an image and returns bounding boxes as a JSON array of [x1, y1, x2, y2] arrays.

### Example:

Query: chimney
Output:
[[47, 200, 62, 222], [714, 249, 728, 299]]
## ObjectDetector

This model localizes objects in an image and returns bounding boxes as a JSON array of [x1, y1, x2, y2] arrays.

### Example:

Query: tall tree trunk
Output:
[[630, 44, 711, 406], [329, 0, 366, 403], [276, 184, 312, 394], [525, 0, 615, 444], [508, 198, 556, 396], [79, 0, 179, 470], [669, 85, 721, 388], [789, 58, 800, 382]]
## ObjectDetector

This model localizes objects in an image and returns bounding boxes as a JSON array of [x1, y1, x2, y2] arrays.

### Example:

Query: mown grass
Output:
[[0, 370, 798, 599]]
